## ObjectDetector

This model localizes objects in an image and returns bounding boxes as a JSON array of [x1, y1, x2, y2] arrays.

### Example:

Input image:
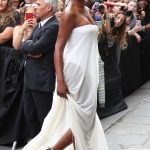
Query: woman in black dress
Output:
[[120, 0, 142, 97], [0, 0, 27, 146]]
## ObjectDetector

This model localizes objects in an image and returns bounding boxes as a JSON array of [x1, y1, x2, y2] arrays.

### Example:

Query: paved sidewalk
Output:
[[103, 81, 150, 150], [1, 81, 150, 150]]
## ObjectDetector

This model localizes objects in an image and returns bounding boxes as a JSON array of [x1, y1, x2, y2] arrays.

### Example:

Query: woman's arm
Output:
[[13, 18, 36, 50], [127, 23, 141, 36], [13, 25, 25, 50], [133, 33, 142, 43], [54, 7, 75, 98], [104, 15, 112, 35], [0, 27, 13, 44]]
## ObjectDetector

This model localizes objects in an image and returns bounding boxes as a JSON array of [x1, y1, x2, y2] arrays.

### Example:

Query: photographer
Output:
[[13, 5, 37, 50], [97, 10, 128, 118]]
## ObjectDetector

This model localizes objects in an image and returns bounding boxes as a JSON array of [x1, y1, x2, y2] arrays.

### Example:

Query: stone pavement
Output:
[[1, 81, 150, 150], [103, 81, 150, 150]]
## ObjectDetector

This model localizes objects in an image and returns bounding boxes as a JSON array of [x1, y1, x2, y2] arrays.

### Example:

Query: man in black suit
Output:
[[20, 0, 59, 138]]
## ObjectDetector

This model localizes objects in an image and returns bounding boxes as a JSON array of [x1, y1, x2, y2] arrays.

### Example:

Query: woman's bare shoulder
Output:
[[63, 4, 77, 19]]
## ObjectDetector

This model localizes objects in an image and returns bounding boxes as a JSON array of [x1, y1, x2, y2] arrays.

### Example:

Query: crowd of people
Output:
[[0, 0, 150, 149]]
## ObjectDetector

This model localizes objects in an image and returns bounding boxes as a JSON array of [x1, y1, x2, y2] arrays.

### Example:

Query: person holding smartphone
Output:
[[13, 5, 37, 50], [13, 5, 43, 59], [25, 8, 34, 20]]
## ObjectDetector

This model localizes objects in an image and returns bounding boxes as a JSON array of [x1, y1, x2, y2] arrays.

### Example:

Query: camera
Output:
[[96, 4, 105, 14], [125, 10, 133, 17]]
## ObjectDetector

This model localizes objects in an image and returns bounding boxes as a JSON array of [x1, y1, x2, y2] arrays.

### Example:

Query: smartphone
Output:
[[136, 20, 141, 26], [25, 12, 33, 20]]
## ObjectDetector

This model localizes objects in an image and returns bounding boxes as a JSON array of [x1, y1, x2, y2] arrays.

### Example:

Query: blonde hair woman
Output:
[[55, 0, 64, 21], [13, 5, 43, 58], [13, 6, 37, 50]]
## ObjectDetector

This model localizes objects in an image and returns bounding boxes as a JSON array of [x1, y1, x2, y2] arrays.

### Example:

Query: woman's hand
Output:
[[22, 18, 37, 31], [21, 19, 32, 31], [30, 18, 37, 28], [57, 80, 69, 99], [134, 33, 142, 43], [128, 24, 141, 35]]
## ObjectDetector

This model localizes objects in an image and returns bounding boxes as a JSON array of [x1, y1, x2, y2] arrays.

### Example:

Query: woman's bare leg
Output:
[[48, 128, 75, 150]]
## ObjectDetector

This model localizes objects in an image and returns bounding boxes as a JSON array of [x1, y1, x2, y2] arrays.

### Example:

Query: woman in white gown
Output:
[[22, 0, 109, 149]]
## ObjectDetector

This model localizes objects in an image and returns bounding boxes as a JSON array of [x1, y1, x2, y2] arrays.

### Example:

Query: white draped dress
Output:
[[22, 24, 109, 150]]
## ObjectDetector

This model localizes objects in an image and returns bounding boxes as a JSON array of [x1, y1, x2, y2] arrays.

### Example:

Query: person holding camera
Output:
[[119, 1, 142, 98], [92, 3, 107, 26], [97, 10, 128, 118], [125, 0, 142, 43]]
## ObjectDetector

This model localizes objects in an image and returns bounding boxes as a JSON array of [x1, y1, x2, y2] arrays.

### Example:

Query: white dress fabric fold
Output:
[[22, 24, 109, 150]]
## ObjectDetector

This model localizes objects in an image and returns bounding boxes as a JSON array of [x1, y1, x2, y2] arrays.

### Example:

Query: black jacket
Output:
[[20, 16, 59, 92]]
